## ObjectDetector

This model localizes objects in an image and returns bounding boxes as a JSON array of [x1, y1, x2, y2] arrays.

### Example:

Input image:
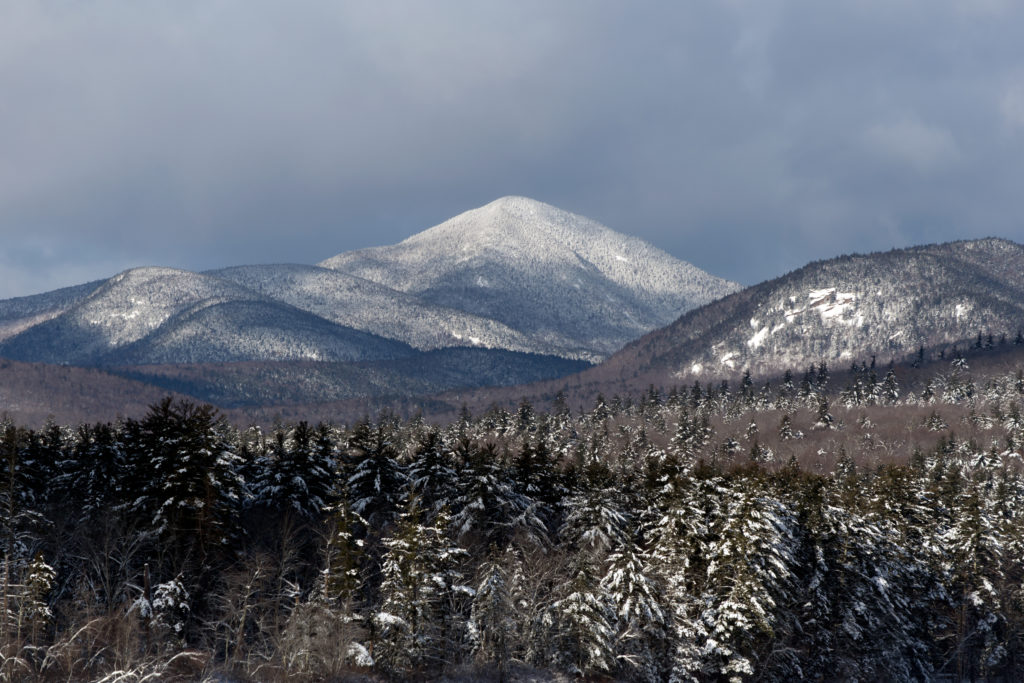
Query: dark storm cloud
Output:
[[3, 0, 1024, 297]]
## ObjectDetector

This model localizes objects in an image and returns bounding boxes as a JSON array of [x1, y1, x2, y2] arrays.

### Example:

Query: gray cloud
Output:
[[3, 1, 1024, 297]]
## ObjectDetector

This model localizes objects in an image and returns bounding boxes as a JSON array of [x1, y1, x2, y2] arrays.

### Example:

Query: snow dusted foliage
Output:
[[251, 421, 335, 520], [58, 422, 126, 520], [321, 496, 366, 604], [601, 533, 667, 682], [13, 357, 1024, 680], [468, 547, 516, 672], [561, 464, 629, 557], [541, 554, 616, 678], [344, 419, 408, 529], [449, 442, 546, 548], [698, 490, 800, 681], [643, 477, 725, 683], [373, 501, 471, 676], [132, 576, 190, 648], [797, 487, 933, 680], [130, 398, 244, 566], [321, 196, 739, 360], [406, 429, 459, 515], [614, 236, 1024, 382]]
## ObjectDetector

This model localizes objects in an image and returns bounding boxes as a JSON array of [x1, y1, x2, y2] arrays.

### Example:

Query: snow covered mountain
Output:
[[0, 267, 413, 365], [320, 196, 740, 359], [0, 197, 735, 372], [210, 264, 557, 356], [0, 280, 102, 343], [597, 238, 1024, 383]]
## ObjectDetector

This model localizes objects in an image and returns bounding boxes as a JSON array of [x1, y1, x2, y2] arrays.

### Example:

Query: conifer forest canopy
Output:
[[3, 346, 1024, 681]]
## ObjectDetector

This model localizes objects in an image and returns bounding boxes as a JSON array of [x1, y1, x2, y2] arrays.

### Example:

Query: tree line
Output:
[[2, 356, 1024, 680]]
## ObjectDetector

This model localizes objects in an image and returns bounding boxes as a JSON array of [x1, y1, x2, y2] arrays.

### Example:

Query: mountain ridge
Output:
[[595, 236, 1024, 383], [0, 197, 735, 368]]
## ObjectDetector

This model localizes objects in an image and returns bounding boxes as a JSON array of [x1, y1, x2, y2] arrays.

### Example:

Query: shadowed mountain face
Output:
[[595, 238, 1024, 384]]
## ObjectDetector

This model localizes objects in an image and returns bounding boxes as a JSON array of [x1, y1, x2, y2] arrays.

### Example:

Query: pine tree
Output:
[[797, 482, 933, 680], [132, 399, 244, 581], [814, 396, 834, 429], [601, 532, 667, 682], [469, 546, 516, 675], [58, 422, 127, 520], [252, 421, 335, 521], [513, 427, 564, 526], [561, 462, 628, 558], [700, 488, 800, 681], [882, 369, 900, 404], [450, 442, 544, 548], [544, 554, 615, 678], [345, 419, 408, 530], [407, 430, 459, 516], [373, 500, 470, 676], [21, 552, 55, 645], [321, 495, 366, 607]]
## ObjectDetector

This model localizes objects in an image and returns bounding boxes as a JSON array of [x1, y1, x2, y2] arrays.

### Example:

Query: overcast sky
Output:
[[3, 0, 1024, 298]]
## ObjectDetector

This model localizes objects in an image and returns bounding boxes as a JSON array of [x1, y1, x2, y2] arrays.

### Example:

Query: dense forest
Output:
[[3, 354, 1024, 681]]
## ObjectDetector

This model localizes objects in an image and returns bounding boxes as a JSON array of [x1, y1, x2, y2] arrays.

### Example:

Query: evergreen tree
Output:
[[132, 399, 244, 580], [544, 554, 615, 678], [469, 546, 516, 675], [345, 419, 408, 530], [407, 430, 459, 516], [601, 532, 667, 682], [252, 421, 334, 521], [374, 500, 470, 676], [700, 489, 800, 681], [561, 462, 628, 558], [450, 442, 544, 548]]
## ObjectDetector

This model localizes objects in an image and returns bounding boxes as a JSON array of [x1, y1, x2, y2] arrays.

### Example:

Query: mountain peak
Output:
[[396, 195, 598, 251], [320, 197, 739, 359]]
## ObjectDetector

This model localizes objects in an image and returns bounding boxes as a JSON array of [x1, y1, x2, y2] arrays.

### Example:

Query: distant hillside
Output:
[[0, 358, 198, 427], [5, 237, 1024, 425], [113, 349, 590, 410], [387, 238, 1024, 421], [598, 238, 1024, 383], [210, 264, 554, 356]]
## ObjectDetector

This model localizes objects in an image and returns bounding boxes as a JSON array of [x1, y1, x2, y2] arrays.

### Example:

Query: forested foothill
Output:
[[3, 346, 1024, 681]]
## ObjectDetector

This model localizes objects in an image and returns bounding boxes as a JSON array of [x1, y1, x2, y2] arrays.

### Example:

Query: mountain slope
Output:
[[0, 267, 263, 365], [114, 348, 590, 408], [0, 267, 410, 366], [0, 280, 104, 342], [320, 196, 740, 359], [113, 298, 415, 365], [598, 238, 1024, 382], [210, 264, 558, 355]]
